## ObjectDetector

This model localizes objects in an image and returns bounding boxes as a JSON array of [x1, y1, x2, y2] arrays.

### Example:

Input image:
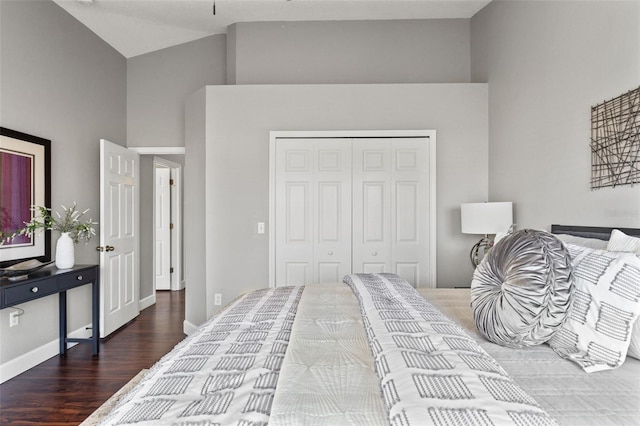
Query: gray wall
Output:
[[184, 88, 208, 327], [127, 35, 226, 303], [0, 0, 126, 364], [229, 20, 471, 84], [471, 0, 640, 230], [184, 83, 488, 327], [127, 35, 227, 148], [226, 25, 237, 85]]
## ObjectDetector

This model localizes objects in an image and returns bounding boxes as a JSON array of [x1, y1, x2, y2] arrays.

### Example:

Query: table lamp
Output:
[[461, 201, 513, 267]]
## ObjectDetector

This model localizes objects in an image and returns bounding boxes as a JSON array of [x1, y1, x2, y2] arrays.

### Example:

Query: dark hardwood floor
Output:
[[0, 289, 186, 425]]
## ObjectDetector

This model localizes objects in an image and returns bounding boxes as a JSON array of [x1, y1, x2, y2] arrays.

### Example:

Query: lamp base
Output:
[[470, 236, 492, 267]]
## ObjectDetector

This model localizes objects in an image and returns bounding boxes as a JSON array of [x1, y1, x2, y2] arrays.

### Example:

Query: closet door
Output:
[[274, 138, 351, 285], [391, 138, 431, 287], [352, 139, 392, 274], [275, 139, 314, 285], [353, 137, 430, 287], [315, 139, 352, 283]]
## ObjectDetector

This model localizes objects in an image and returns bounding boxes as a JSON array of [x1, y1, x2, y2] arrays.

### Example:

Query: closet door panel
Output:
[[275, 140, 314, 285], [286, 182, 310, 242], [318, 262, 342, 283], [352, 139, 391, 274], [286, 150, 310, 172], [275, 138, 351, 285], [363, 182, 385, 242], [317, 182, 341, 242], [390, 138, 430, 287], [314, 140, 352, 283], [395, 263, 419, 287], [363, 150, 385, 171], [362, 263, 386, 274], [315, 179, 351, 282], [284, 263, 310, 286], [396, 182, 418, 242]]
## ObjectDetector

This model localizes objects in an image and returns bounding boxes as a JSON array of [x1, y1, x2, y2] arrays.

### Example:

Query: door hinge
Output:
[[170, 223, 174, 230], [170, 179, 174, 185], [170, 267, 174, 274]]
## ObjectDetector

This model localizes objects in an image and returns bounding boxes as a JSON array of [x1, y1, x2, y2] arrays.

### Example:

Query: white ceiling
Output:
[[52, 0, 492, 58]]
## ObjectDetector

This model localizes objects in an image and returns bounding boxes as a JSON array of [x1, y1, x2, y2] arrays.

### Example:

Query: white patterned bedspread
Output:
[[101, 286, 303, 426], [419, 288, 640, 426], [98, 278, 638, 426], [344, 273, 558, 426]]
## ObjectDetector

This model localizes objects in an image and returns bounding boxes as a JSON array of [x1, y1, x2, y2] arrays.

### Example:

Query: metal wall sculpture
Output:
[[590, 86, 640, 189]]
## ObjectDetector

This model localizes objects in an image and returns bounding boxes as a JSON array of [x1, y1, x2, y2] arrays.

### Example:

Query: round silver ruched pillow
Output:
[[471, 229, 574, 348]]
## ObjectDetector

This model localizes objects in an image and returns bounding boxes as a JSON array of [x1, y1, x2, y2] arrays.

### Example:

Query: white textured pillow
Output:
[[607, 229, 640, 359], [628, 318, 640, 360], [555, 234, 608, 250], [549, 243, 640, 372], [608, 229, 640, 255]]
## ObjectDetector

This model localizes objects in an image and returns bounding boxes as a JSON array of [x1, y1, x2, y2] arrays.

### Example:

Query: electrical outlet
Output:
[[9, 312, 19, 327], [214, 294, 222, 306]]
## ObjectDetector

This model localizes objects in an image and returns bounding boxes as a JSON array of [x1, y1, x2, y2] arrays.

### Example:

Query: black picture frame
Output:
[[0, 127, 51, 267]]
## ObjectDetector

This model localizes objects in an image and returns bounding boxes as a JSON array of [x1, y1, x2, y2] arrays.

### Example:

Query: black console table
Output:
[[0, 264, 100, 355]]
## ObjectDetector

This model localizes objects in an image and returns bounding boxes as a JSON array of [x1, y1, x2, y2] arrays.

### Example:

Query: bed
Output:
[[99, 225, 640, 426]]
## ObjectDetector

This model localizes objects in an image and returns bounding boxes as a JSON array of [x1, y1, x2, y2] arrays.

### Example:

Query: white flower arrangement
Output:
[[7, 203, 97, 244]]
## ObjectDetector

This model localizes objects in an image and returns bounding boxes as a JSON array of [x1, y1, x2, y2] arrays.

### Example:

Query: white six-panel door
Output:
[[275, 138, 352, 285], [392, 138, 431, 286], [155, 167, 171, 290], [99, 139, 140, 338], [352, 138, 430, 286], [352, 138, 391, 275], [315, 139, 352, 283], [272, 133, 434, 288]]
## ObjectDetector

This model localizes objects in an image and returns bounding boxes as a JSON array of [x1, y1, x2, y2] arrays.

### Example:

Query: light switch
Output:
[[257, 222, 265, 234]]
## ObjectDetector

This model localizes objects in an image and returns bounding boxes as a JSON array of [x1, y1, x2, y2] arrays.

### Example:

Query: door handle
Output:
[[96, 246, 104, 252], [106, 245, 115, 252]]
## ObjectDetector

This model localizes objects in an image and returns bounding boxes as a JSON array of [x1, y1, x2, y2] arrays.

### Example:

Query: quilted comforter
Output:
[[100, 274, 638, 425]]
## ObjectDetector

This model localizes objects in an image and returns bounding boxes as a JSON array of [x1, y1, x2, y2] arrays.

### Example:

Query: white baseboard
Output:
[[139, 293, 156, 311], [183, 320, 198, 336], [0, 324, 92, 384]]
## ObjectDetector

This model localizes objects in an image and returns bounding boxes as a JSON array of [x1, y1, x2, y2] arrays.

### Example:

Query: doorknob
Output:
[[96, 246, 104, 252], [328, 251, 333, 256], [106, 245, 115, 252], [371, 251, 378, 256]]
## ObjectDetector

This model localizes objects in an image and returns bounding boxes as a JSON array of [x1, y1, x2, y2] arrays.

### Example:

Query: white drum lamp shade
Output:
[[461, 202, 513, 235]]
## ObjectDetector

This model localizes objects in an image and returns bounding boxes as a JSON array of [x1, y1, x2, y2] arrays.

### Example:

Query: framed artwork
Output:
[[591, 86, 640, 189], [0, 127, 51, 267]]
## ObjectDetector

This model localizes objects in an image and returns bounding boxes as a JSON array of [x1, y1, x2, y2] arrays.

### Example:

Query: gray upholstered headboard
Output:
[[551, 224, 640, 241]]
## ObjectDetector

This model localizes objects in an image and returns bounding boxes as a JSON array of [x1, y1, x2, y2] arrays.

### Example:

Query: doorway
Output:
[[153, 157, 183, 292]]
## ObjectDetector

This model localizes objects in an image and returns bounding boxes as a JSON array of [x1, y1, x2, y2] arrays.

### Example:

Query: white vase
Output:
[[55, 232, 75, 269]]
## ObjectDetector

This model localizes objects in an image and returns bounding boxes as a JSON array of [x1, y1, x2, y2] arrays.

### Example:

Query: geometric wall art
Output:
[[590, 86, 640, 189]]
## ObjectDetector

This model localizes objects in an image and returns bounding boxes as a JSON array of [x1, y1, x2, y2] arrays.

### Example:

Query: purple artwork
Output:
[[0, 150, 33, 246]]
